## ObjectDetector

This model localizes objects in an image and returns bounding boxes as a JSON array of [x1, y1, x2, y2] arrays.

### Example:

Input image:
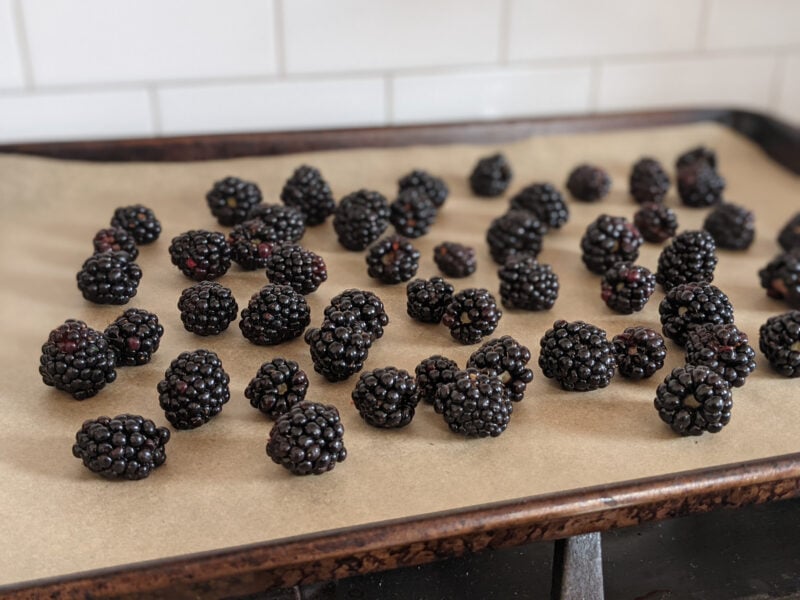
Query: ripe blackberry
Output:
[[77, 251, 142, 304], [352, 366, 419, 428], [629, 157, 670, 204], [656, 230, 718, 291], [441, 288, 502, 345], [498, 254, 559, 311], [469, 153, 512, 197], [467, 335, 532, 402], [206, 176, 262, 226], [390, 188, 437, 238], [676, 146, 717, 170], [72, 414, 170, 481], [759, 250, 800, 308], [415, 355, 459, 409], [157, 349, 230, 429], [434, 369, 512, 437], [433, 242, 477, 278], [398, 169, 449, 208], [406, 276, 454, 324], [538, 320, 617, 392], [566, 164, 611, 202], [778, 213, 800, 252], [265, 243, 328, 295], [654, 365, 733, 436], [600, 262, 656, 314], [39, 319, 117, 400], [240, 284, 310, 345], [92, 227, 138, 260], [110, 204, 161, 245], [248, 203, 305, 243], [305, 310, 373, 382], [703, 203, 755, 250], [228, 219, 278, 270], [333, 189, 390, 251], [487, 209, 546, 265], [659, 282, 734, 347], [612, 326, 667, 380], [509, 183, 569, 230], [677, 163, 725, 208], [365, 235, 420, 284], [178, 281, 238, 336], [168, 230, 231, 281], [266, 402, 346, 476], [324, 289, 389, 341], [245, 358, 309, 419], [634, 202, 678, 243], [104, 308, 164, 366], [759, 311, 800, 377], [580, 214, 642, 275], [280, 165, 335, 226], [685, 322, 755, 388]]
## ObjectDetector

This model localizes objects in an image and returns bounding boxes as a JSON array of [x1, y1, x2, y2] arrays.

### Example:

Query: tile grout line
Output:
[[147, 85, 163, 136], [696, 0, 712, 51], [11, 0, 35, 88], [273, 0, 286, 76], [498, 0, 512, 64]]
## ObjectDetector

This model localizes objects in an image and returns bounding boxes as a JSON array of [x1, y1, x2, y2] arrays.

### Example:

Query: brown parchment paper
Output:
[[1, 122, 799, 586]]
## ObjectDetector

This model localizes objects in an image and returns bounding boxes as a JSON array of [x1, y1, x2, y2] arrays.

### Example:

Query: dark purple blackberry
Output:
[[676, 146, 717, 170], [509, 183, 569, 230], [265, 243, 328, 295], [656, 230, 718, 291], [248, 203, 305, 243], [365, 235, 420, 284], [104, 308, 164, 366], [110, 204, 161, 245], [434, 369, 512, 437], [72, 414, 170, 481], [157, 349, 230, 429], [324, 289, 389, 341], [398, 169, 449, 208], [486, 209, 546, 264], [415, 355, 459, 409], [228, 219, 278, 270], [778, 213, 800, 252], [333, 189, 390, 251], [266, 402, 346, 476], [538, 320, 617, 391], [39, 319, 117, 400], [659, 282, 734, 347], [654, 365, 732, 436], [759, 311, 800, 377], [677, 163, 725, 208], [685, 322, 755, 388], [168, 230, 231, 281], [469, 153, 512, 197], [245, 358, 309, 419], [498, 254, 559, 311], [206, 176, 263, 226], [239, 284, 310, 345], [390, 188, 437, 238], [759, 250, 800, 308], [467, 335, 532, 402], [352, 366, 418, 428], [600, 262, 656, 314], [77, 250, 142, 304], [703, 203, 755, 250], [580, 214, 642, 275], [178, 281, 238, 336], [305, 310, 373, 382], [441, 288, 502, 345], [433, 242, 477, 278], [566, 164, 611, 202], [612, 326, 667, 380], [406, 276, 454, 324], [280, 165, 335, 226], [92, 227, 138, 260], [634, 202, 678, 243], [629, 157, 670, 204]]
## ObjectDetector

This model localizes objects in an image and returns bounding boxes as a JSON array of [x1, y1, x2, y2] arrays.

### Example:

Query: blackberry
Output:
[[434, 369, 512, 437], [266, 402, 346, 476], [433, 242, 477, 278], [486, 209, 546, 265], [441, 288, 502, 345], [206, 176, 262, 226], [168, 230, 231, 281], [248, 203, 305, 243], [467, 335, 532, 402], [178, 281, 238, 336], [580, 214, 642, 275], [634, 202, 678, 243], [157, 349, 230, 429], [39, 319, 117, 400], [612, 326, 667, 380], [280, 165, 335, 226], [398, 169, 449, 208], [677, 163, 725, 208], [656, 230, 718, 291], [759, 250, 800, 308], [265, 243, 328, 295], [759, 311, 800, 377], [104, 308, 164, 366], [659, 282, 734, 347], [703, 203, 755, 250], [600, 262, 656, 314], [365, 235, 420, 284], [676, 146, 717, 170], [685, 323, 755, 388], [72, 414, 170, 481], [469, 153, 512, 197], [414, 355, 459, 409], [654, 365, 733, 436], [566, 164, 611, 202], [629, 157, 670, 204], [390, 188, 436, 238], [245, 358, 309, 419], [92, 227, 138, 260], [509, 183, 569, 230], [240, 284, 310, 345], [352, 366, 418, 428], [538, 320, 617, 392], [324, 289, 389, 341], [778, 213, 800, 252], [305, 310, 373, 382], [110, 204, 161, 245], [333, 189, 390, 251], [228, 219, 278, 270], [77, 251, 142, 304], [498, 254, 559, 311], [406, 277, 454, 324]]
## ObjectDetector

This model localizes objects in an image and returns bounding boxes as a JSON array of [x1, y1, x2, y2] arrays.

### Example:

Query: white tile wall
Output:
[[778, 55, 800, 125], [707, 0, 800, 50], [0, 0, 24, 89]]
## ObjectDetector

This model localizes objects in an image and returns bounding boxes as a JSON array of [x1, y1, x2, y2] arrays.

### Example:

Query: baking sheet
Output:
[[1, 122, 799, 586]]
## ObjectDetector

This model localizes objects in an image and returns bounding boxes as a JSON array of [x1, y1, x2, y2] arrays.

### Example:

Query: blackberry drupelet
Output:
[[365, 235, 420, 284], [104, 308, 164, 366], [240, 284, 310, 345], [157, 349, 230, 429], [778, 213, 800, 252], [659, 282, 734, 346], [206, 176, 262, 226], [415, 355, 459, 409], [654, 365, 733, 436], [110, 204, 161, 245], [39, 319, 117, 400], [634, 202, 678, 243], [509, 183, 569, 230], [486, 209, 546, 265], [703, 203, 755, 250], [406, 276, 454, 324], [469, 153, 512, 197], [760, 311, 800, 377], [685, 322, 756, 388], [656, 229, 718, 291], [434, 369, 512, 437], [566, 164, 611, 202], [92, 227, 138, 260], [280, 165, 336, 226], [629, 157, 670, 204], [248, 203, 306, 243], [178, 281, 238, 336], [759, 250, 800, 308], [390, 188, 437, 238], [265, 243, 328, 295], [433, 242, 477, 278], [467, 335, 533, 402], [352, 366, 419, 428], [305, 310, 373, 382], [245, 358, 309, 419], [677, 163, 725, 208], [612, 326, 667, 380], [498, 254, 559, 311], [398, 169, 449, 208], [266, 402, 346, 475], [538, 320, 617, 391], [228, 219, 278, 270], [324, 288, 389, 341], [676, 146, 717, 170], [580, 214, 643, 275], [77, 250, 142, 304], [169, 230, 231, 281], [72, 414, 170, 480], [333, 189, 390, 251], [441, 288, 502, 345], [600, 262, 656, 314]]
